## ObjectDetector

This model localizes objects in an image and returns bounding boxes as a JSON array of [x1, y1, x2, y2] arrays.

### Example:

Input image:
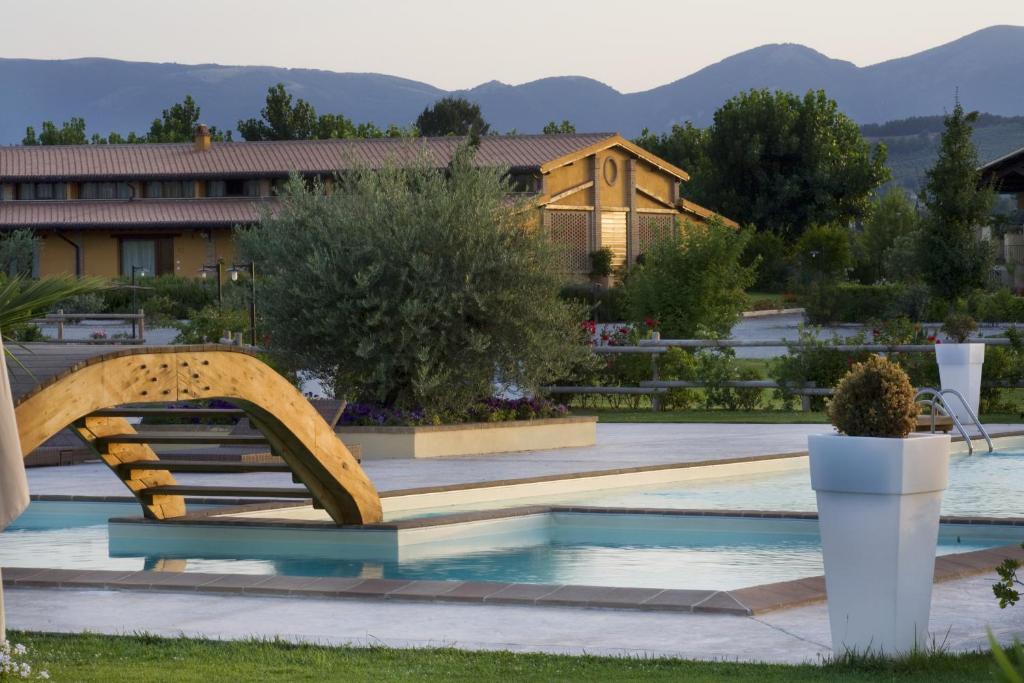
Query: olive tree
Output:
[[238, 146, 587, 414]]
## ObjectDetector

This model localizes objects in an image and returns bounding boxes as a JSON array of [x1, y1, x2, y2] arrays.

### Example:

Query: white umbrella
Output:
[[0, 335, 29, 642]]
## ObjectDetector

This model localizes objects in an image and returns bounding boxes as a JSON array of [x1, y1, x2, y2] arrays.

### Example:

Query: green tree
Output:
[[23, 117, 89, 145], [543, 120, 575, 134], [652, 90, 888, 239], [238, 83, 319, 141], [146, 95, 231, 142], [623, 221, 755, 338], [853, 191, 921, 283], [794, 224, 853, 287], [0, 230, 38, 277], [634, 123, 708, 186], [415, 97, 489, 138], [918, 101, 995, 301], [237, 146, 587, 413]]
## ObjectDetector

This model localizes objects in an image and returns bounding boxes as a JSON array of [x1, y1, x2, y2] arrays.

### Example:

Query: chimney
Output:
[[193, 124, 212, 152]]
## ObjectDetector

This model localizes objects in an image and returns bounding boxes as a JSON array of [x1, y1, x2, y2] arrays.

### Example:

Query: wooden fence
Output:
[[31, 310, 146, 344]]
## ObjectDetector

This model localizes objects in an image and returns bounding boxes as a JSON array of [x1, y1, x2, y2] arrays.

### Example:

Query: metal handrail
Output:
[[914, 388, 994, 454]]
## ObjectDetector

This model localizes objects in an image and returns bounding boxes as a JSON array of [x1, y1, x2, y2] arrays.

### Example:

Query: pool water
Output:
[[0, 501, 1014, 591]]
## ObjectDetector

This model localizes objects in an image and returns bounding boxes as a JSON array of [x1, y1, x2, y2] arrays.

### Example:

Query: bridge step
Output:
[[90, 408, 245, 418], [139, 485, 311, 499], [115, 460, 292, 475], [94, 433, 269, 447]]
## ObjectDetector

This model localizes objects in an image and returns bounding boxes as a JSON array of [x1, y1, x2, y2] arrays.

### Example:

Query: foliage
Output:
[[623, 221, 755, 338], [542, 120, 576, 134], [558, 283, 629, 323], [980, 329, 1024, 413], [238, 147, 588, 415], [22, 117, 88, 145], [0, 275, 106, 355], [0, 229, 39, 277], [742, 230, 791, 292], [772, 326, 868, 410], [941, 312, 977, 343], [634, 123, 709, 186], [918, 102, 995, 300], [695, 348, 764, 410], [337, 396, 568, 427], [589, 248, 614, 279], [854, 191, 922, 284], [993, 549, 1024, 609], [653, 90, 889, 239], [827, 354, 919, 437], [803, 283, 903, 324], [171, 305, 250, 344], [145, 95, 231, 142], [793, 224, 852, 287], [415, 97, 489, 138], [988, 630, 1024, 683], [99, 275, 217, 318], [238, 83, 412, 141], [968, 289, 1024, 323]]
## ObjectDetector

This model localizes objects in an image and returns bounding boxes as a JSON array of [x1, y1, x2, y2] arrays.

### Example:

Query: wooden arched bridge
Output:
[[9, 345, 381, 525]]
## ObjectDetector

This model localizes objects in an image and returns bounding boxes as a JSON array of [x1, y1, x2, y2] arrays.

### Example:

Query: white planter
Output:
[[935, 343, 985, 422], [809, 433, 950, 655]]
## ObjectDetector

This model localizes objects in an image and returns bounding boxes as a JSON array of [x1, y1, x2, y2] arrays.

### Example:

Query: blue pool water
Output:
[[0, 501, 1015, 591]]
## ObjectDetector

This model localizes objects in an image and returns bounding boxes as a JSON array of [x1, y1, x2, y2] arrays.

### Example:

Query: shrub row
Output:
[[804, 282, 1024, 324]]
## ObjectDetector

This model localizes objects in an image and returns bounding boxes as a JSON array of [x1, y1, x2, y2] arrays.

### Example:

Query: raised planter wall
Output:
[[336, 416, 597, 460]]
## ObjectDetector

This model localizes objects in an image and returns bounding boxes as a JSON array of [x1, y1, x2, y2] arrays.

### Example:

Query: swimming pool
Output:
[[0, 500, 1016, 591]]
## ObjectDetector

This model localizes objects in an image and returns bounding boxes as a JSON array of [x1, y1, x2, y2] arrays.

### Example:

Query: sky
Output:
[[5, 0, 1024, 93]]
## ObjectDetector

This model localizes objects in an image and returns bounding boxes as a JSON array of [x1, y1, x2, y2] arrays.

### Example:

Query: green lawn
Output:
[[8, 632, 998, 683]]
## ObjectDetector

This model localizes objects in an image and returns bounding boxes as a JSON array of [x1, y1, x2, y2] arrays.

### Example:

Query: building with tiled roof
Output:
[[0, 128, 734, 279]]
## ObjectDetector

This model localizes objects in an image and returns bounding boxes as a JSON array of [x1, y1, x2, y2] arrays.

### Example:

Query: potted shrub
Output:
[[936, 312, 983, 422], [809, 355, 950, 655]]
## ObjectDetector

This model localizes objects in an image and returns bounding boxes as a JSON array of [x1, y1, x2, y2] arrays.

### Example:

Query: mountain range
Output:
[[1, 25, 1023, 146]]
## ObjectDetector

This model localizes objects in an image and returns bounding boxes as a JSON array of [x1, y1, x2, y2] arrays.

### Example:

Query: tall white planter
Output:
[[809, 433, 950, 655], [935, 343, 985, 423]]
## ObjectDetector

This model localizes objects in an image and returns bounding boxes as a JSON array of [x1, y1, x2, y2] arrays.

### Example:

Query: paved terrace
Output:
[[26, 423, 1019, 496]]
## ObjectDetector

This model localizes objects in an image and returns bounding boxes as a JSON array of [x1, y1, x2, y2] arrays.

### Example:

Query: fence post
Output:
[[56, 309, 64, 342], [800, 382, 816, 413], [137, 310, 145, 343], [650, 332, 661, 412]]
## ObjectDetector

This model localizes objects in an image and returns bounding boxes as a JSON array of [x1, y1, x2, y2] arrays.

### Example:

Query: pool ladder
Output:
[[914, 388, 993, 454]]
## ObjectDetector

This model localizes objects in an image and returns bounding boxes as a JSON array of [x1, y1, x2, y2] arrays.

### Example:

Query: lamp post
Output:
[[198, 259, 224, 308], [130, 265, 147, 339], [228, 262, 257, 347]]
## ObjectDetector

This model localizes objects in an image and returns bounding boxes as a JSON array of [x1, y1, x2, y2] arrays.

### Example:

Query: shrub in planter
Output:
[[827, 355, 918, 436], [811, 355, 949, 655], [941, 312, 977, 343]]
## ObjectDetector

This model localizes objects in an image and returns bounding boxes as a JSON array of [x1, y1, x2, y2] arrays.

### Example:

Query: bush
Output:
[[742, 230, 791, 292], [172, 306, 250, 344], [559, 283, 629, 323], [828, 355, 919, 437], [803, 282, 904, 324], [238, 148, 589, 415], [337, 396, 568, 426], [794, 224, 852, 288], [772, 326, 867, 410], [0, 229, 38, 277], [695, 349, 764, 410], [623, 221, 755, 338], [96, 275, 218, 319], [589, 248, 614, 279], [941, 312, 977, 343], [967, 289, 1024, 322]]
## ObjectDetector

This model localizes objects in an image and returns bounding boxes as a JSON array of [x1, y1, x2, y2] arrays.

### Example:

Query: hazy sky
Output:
[[5, 0, 1024, 92]]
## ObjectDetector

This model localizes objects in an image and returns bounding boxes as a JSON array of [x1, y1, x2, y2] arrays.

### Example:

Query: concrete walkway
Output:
[[5, 574, 1021, 662]]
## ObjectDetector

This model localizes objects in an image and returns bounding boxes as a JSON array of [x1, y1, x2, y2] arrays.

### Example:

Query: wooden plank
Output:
[[140, 485, 311, 499], [94, 433, 269, 447], [91, 408, 246, 418], [115, 460, 292, 474]]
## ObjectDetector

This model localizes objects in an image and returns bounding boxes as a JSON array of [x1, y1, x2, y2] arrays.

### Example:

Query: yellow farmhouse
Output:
[[0, 128, 734, 278]]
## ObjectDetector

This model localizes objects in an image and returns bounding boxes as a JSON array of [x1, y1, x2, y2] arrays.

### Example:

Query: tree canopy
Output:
[[635, 90, 889, 239], [918, 101, 995, 301], [237, 146, 586, 413], [238, 83, 414, 141], [542, 120, 576, 134], [415, 97, 489, 138]]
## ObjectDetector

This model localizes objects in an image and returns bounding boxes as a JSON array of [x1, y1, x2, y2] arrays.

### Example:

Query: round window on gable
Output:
[[603, 158, 618, 186]]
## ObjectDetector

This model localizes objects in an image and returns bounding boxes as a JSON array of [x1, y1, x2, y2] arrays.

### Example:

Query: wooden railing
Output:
[[31, 310, 146, 344]]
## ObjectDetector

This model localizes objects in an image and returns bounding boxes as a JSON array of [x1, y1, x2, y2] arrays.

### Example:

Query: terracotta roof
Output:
[[0, 198, 270, 230], [0, 134, 616, 182]]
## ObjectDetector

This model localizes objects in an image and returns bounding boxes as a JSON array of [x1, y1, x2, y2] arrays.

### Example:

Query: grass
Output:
[[7, 631, 998, 683]]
